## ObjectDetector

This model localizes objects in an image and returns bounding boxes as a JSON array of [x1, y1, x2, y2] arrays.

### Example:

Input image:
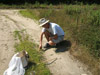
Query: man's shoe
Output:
[[43, 43, 51, 48]]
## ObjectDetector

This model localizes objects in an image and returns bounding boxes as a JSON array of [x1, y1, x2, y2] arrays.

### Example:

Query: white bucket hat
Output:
[[39, 18, 49, 26]]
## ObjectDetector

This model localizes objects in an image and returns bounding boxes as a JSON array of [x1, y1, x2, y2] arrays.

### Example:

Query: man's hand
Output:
[[39, 32, 44, 49], [39, 44, 42, 49]]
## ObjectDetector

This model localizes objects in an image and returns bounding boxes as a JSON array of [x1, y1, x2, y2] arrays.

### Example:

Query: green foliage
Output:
[[0, 0, 100, 5], [14, 30, 50, 75], [34, 1, 40, 7]]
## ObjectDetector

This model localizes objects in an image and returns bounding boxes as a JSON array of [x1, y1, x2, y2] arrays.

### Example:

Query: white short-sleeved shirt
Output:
[[42, 23, 64, 36]]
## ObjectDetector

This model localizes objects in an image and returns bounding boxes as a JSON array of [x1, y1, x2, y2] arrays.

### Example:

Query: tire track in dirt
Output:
[[0, 10, 20, 75]]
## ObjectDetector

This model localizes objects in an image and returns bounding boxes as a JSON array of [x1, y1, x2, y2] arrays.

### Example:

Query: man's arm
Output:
[[39, 32, 44, 49]]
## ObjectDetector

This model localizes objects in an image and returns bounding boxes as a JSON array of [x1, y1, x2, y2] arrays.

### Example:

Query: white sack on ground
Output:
[[3, 53, 25, 75]]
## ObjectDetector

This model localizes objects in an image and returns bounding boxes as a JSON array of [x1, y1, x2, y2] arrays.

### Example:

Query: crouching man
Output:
[[39, 18, 65, 49]]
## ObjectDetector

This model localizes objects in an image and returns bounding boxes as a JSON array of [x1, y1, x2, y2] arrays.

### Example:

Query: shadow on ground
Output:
[[25, 61, 36, 69], [43, 40, 71, 53], [55, 40, 71, 53]]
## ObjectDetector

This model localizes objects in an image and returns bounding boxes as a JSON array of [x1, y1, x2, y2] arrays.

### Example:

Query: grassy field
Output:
[[19, 5, 100, 75], [13, 30, 50, 75]]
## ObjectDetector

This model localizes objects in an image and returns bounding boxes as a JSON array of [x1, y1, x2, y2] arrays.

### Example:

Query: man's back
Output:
[[42, 22, 64, 36]]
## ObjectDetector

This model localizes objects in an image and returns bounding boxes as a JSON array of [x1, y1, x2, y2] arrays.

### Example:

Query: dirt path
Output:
[[0, 10, 92, 75]]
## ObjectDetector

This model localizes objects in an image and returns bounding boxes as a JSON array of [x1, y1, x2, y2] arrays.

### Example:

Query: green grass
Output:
[[19, 5, 100, 75], [14, 30, 50, 75], [20, 9, 39, 20]]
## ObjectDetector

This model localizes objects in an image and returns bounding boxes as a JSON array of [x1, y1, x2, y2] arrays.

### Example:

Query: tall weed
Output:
[[64, 5, 82, 15]]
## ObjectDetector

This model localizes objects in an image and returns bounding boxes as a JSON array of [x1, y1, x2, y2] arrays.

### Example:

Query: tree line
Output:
[[0, 0, 100, 5]]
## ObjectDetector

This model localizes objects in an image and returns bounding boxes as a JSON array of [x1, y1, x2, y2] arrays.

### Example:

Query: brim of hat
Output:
[[39, 20, 49, 27]]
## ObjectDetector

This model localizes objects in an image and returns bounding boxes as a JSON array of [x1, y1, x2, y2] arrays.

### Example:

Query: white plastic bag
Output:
[[4, 53, 25, 75]]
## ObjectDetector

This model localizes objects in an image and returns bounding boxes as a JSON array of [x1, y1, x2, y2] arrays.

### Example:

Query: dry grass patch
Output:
[[70, 42, 100, 75]]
